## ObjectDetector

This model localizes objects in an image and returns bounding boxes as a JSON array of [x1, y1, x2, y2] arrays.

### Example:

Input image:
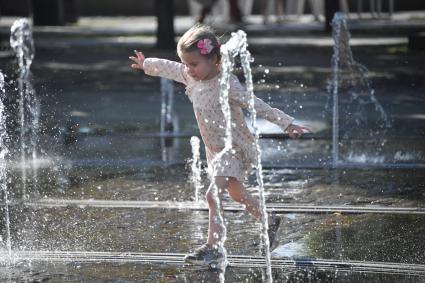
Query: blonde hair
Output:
[[177, 24, 221, 61]]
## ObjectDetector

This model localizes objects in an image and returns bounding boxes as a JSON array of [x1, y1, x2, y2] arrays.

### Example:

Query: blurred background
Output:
[[1, 0, 425, 48]]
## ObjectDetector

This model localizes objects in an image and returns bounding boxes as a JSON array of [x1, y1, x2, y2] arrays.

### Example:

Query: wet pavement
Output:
[[1, 13, 425, 282]]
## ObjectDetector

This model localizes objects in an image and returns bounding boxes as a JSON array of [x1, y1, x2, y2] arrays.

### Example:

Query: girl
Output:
[[129, 24, 308, 266]]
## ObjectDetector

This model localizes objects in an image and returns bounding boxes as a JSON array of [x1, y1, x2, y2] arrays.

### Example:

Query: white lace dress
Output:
[[143, 58, 294, 182]]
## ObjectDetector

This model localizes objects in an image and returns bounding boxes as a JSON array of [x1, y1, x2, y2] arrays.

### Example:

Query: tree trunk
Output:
[[155, 0, 176, 50], [32, 0, 65, 26], [64, 0, 79, 24], [324, 0, 340, 32]]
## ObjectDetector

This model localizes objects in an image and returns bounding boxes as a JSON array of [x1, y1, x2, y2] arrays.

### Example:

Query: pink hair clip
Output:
[[197, 39, 214, 55]]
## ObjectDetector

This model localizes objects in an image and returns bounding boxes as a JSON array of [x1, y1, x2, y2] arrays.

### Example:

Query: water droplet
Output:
[[264, 69, 270, 74]]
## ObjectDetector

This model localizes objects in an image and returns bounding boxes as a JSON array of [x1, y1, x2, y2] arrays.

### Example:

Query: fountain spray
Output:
[[10, 18, 39, 198], [0, 71, 12, 264], [220, 30, 273, 283], [190, 136, 203, 203], [329, 13, 391, 168]]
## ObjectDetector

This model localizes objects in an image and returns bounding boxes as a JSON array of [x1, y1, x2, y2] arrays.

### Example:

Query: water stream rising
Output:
[[219, 30, 273, 283], [190, 136, 203, 203], [0, 71, 12, 263], [329, 12, 391, 168], [160, 78, 177, 134], [10, 18, 39, 198]]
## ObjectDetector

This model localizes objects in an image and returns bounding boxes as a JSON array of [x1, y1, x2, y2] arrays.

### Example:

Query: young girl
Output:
[[129, 24, 308, 266]]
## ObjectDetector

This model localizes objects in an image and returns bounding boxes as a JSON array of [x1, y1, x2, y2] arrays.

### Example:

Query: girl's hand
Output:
[[286, 124, 311, 139], [129, 50, 145, 70]]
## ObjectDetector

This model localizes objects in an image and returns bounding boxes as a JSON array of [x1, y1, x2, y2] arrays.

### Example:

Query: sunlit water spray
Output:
[[219, 30, 273, 283], [190, 136, 203, 203], [0, 71, 12, 263], [160, 78, 177, 135], [10, 18, 39, 198], [328, 13, 391, 168], [159, 78, 180, 164]]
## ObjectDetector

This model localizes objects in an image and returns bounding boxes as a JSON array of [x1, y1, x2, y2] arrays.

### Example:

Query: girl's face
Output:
[[180, 51, 219, 81]]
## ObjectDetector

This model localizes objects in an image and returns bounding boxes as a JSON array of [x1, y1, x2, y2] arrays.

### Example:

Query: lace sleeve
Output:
[[229, 76, 294, 130], [143, 58, 189, 85]]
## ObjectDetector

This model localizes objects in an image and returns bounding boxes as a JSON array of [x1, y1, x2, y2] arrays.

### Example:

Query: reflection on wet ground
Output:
[[4, 260, 424, 283], [1, 162, 425, 281], [6, 204, 425, 263], [8, 162, 425, 207]]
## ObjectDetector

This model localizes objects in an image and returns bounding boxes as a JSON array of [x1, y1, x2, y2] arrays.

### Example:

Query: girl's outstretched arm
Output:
[[286, 123, 311, 138], [129, 50, 145, 70], [130, 51, 189, 85], [229, 76, 311, 138]]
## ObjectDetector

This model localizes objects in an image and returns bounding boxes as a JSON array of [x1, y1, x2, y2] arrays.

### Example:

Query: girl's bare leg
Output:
[[227, 177, 269, 222], [205, 177, 273, 246], [205, 176, 228, 246]]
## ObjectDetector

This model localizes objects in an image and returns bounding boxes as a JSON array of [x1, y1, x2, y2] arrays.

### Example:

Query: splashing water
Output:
[[220, 30, 273, 283], [10, 19, 35, 71], [160, 78, 177, 134], [0, 71, 12, 263], [10, 18, 40, 198], [190, 136, 203, 203], [328, 13, 391, 168]]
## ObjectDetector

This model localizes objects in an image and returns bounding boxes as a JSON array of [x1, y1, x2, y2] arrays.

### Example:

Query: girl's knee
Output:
[[205, 189, 215, 206], [205, 186, 222, 207], [205, 177, 234, 206]]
